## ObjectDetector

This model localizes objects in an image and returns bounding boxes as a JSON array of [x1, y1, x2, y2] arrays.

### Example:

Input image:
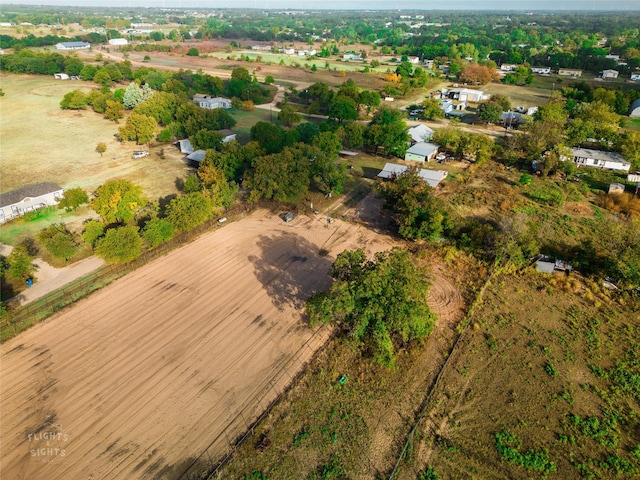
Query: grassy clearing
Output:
[[397, 273, 640, 480], [0, 73, 190, 200]]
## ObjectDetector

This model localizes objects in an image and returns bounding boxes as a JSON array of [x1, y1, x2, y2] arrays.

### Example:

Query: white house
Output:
[[605, 54, 620, 61], [343, 53, 363, 61], [500, 64, 518, 71], [0, 182, 63, 224], [54, 73, 69, 80], [108, 38, 128, 46], [55, 41, 90, 50], [571, 148, 630, 172], [217, 129, 237, 143], [446, 88, 489, 103], [377, 163, 447, 188], [531, 66, 551, 74], [297, 49, 316, 56], [423, 59, 434, 69], [282, 48, 295, 54], [193, 95, 231, 110], [600, 69, 619, 79], [407, 124, 435, 144], [404, 142, 440, 162], [631, 73, 640, 81]]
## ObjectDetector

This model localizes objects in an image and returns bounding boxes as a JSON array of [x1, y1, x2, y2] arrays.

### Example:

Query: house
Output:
[[297, 49, 316, 56], [108, 38, 128, 46], [423, 59, 434, 69], [407, 124, 435, 144], [377, 163, 448, 188], [446, 88, 489, 103], [600, 69, 619, 79], [605, 54, 620, 61], [558, 68, 582, 77], [343, 53, 363, 61], [282, 48, 295, 54], [630, 99, 640, 117], [628, 172, 640, 183], [571, 148, 630, 172], [440, 99, 455, 114], [631, 73, 640, 81], [193, 95, 231, 110], [404, 142, 440, 162], [500, 64, 518, 71], [217, 129, 237, 143], [0, 182, 63, 224], [54, 73, 69, 80], [55, 41, 90, 50], [535, 255, 572, 274], [408, 56, 421, 64], [531, 66, 551, 74]]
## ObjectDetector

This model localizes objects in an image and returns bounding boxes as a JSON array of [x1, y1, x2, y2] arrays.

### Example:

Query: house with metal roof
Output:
[[571, 148, 630, 172], [377, 163, 447, 188], [0, 182, 63, 224], [630, 99, 640, 117], [55, 41, 90, 50], [193, 95, 231, 110], [407, 124, 435, 144], [404, 142, 440, 162]]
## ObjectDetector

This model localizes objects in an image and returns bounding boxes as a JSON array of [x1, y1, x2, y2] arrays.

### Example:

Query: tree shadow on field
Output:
[[248, 233, 334, 313]]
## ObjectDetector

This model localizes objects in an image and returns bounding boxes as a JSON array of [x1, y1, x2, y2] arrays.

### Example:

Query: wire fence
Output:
[[176, 326, 335, 480]]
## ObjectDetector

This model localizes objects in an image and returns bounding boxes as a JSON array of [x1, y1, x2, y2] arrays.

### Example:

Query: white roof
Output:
[[187, 150, 206, 162], [571, 148, 628, 165], [408, 124, 435, 143], [448, 87, 484, 95], [378, 163, 447, 188], [406, 142, 439, 157], [176, 139, 194, 154]]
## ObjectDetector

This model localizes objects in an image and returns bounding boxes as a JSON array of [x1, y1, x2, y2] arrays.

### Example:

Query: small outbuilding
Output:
[[407, 124, 435, 144], [54, 73, 69, 80], [377, 163, 448, 188], [108, 38, 128, 46], [404, 142, 440, 162], [608, 183, 625, 194], [629, 99, 640, 118]]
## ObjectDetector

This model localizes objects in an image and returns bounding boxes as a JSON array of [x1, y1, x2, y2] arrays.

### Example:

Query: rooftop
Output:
[[0, 182, 63, 208]]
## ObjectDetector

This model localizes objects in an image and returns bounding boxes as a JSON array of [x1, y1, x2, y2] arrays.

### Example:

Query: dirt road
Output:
[[0, 207, 396, 480]]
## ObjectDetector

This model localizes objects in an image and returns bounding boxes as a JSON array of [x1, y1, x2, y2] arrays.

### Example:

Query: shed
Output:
[[54, 73, 69, 80], [187, 150, 206, 164], [108, 38, 128, 46], [175, 139, 194, 154], [217, 129, 237, 143], [0, 182, 63, 224], [377, 163, 447, 188], [630, 99, 640, 118], [405, 142, 439, 162], [608, 183, 625, 194], [407, 124, 435, 144]]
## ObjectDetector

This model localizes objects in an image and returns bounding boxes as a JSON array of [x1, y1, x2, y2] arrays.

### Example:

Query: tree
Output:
[[95, 225, 142, 264], [504, 65, 533, 85], [186, 47, 199, 56], [82, 220, 105, 247], [278, 103, 302, 127], [37, 224, 78, 262], [189, 129, 224, 151], [264, 75, 275, 84], [92, 69, 112, 87], [60, 90, 88, 110], [328, 95, 358, 123], [118, 113, 158, 145], [421, 98, 445, 120], [6, 245, 35, 281], [96, 142, 107, 156], [197, 162, 238, 211], [91, 179, 147, 224], [58, 187, 89, 210], [166, 192, 213, 232], [476, 101, 503, 124], [250, 121, 285, 154], [142, 218, 174, 247], [365, 106, 410, 157], [104, 100, 124, 121], [306, 247, 436, 368], [621, 131, 640, 169], [376, 167, 450, 240], [459, 63, 497, 85]]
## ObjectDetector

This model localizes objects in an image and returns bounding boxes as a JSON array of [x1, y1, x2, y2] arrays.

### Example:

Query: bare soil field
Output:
[[0, 206, 397, 480], [0, 74, 189, 199]]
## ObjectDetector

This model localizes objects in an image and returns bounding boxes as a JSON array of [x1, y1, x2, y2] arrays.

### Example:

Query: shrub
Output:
[[95, 225, 142, 264], [58, 187, 89, 211]]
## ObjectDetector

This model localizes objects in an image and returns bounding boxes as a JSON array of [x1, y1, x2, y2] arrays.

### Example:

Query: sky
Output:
[[3, 0, 640, 10]]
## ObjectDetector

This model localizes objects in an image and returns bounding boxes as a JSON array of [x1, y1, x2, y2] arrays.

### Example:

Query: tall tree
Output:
[[95, 225, 142, 264], [365, 106, 410, 157], [118, 113, 158, 145], [306, 247, 437, 368], [91, 179, 147, 224]]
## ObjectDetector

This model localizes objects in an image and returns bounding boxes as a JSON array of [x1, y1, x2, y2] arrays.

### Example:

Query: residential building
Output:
[[193, 95, 231, 110], [407, 124, 435, 144], [343, 53, 363, 61], [0, 182, 63, 224], [377, 163, 448, 188], [531, 66, 551, 74], [571, 147, 630, 172], [55, 41, 90, 50], [446, 88, 489, 103], [108, 38, 128, 46], [500, 64, 518, 71], [558, 68, 582, 77], [600, 69, 619, 79], [631, 72, 640, 81]]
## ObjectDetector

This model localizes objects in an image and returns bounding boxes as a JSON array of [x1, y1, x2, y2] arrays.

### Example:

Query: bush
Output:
[[82, 220, 105, 247], [142, 218, 174, 247], [58, 187, 89, 211], [95, 225, 142, 264], [187, 47, 199, 56]]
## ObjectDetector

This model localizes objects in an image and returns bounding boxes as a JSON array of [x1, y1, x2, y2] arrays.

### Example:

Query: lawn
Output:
[[0, 74, 191, 211]]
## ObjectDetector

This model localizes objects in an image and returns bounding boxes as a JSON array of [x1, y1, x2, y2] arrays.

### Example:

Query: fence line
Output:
[[176, 326, 336, 480], [1, 205, 248, 343]]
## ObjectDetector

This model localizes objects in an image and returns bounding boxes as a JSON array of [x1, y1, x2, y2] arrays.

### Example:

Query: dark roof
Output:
[[0, 182, 63, 208]]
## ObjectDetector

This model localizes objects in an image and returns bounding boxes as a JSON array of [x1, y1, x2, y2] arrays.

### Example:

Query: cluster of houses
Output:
[[251, 45, 317, 57], [499, 62, 639, 81]]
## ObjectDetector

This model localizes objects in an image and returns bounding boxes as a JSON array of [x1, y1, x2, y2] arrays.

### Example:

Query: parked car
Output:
[[218, 217, 227, 223], [132, 151, 149, 159], [283, 212, 294, 223]]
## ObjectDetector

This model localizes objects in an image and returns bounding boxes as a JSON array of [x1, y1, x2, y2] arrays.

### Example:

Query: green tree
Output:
[[365, 106, 410, 157], [79, 64, 97, 81], [476, 101, 503, 124], [92, 69, 112, 87], [197, 162, 238, 211], [377, 167, 450, 240], [306, 247, 436, 368], [278, 103, 302, 127], [37, 224, 78, 262], [166, 192, 212, 232], [95, 142, 107, 157], [187, 47, 199, 56], [58, 187, 89, 210], [123, 81, 144, 109], [95, 225, 142, 264], [104, 100, 124, 121], [6, 245, 35, 281], [250, 121, 285, 154], [118, 113, 158, 145], [91, 179, 147, 224], [264, 75, 275, 84], [189, 129, 224, 150], [60, 90, 88, 110], [421, 98, 445, 120], [82, 220, 105, 247], [621, 131, 640, 169], [329, 95, 358, 123], [142, 218, 174, 247]]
